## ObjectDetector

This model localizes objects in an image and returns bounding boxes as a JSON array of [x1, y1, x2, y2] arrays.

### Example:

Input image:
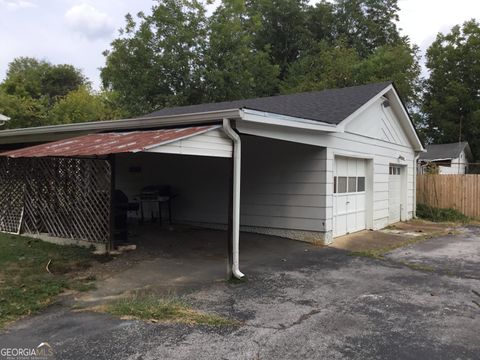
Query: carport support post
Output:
[[108, 154, 116, 252]]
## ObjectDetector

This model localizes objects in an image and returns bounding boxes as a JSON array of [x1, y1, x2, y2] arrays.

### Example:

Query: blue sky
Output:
[[1, 0, 479, 89]]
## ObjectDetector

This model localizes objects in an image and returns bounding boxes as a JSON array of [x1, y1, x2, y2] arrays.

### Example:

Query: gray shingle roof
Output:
[[146, 82, 392, 125], [420, 142, 470, 160]]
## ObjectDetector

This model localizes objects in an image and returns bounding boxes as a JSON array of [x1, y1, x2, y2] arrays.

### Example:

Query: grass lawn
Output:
[[95, 294, 239, 327], [0, 233, 108, 328]]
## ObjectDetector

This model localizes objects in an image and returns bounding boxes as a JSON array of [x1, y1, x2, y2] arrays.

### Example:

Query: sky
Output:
[[0, 0, 479, 90]]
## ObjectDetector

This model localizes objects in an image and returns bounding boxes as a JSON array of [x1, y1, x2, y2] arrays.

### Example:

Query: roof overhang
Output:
[[0, 125, 231, 158], [418, 158, 453, 162], [240, 108, 339, 132], [0, 109, 241, 145], [0, 83, 423, 153]]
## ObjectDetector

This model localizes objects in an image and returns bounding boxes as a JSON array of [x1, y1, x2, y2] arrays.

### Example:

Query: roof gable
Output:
[[345, 97, 411, 147], [146, 82, 392, 125]]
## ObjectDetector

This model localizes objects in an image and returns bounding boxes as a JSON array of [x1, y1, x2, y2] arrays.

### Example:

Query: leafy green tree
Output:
[[282, 40, 420, 107], [203, 0, 279, 101], [49, 86, 126, 124], [0, 91, 48, 129], [2, 57, 86, 102], [101, 0, 208, 116], [305, 1, 336, 45], [355, 41, 421, 105], [281, 41, 359, 93], [423, 20, 480, 158], [245, 0, 310, 79], [0, 57, 86, 128], [334, 0, 402, 57]]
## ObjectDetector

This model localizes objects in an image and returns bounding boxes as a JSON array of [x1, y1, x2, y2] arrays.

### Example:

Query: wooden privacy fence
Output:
[[0, 157, 112, 243], [417, 174, 480, 219]]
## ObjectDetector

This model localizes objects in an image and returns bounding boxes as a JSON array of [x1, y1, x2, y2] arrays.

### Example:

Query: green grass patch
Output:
[[0, 233, 107, 328], [417, 203, 470, 223], [102, 295, 239, 327]]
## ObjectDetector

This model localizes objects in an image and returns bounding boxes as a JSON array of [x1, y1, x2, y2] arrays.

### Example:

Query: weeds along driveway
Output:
[[1, 228, 479, 360]]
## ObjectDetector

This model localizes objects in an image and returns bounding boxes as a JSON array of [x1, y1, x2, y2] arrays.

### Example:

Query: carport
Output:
[[0, 120, 245, 278]]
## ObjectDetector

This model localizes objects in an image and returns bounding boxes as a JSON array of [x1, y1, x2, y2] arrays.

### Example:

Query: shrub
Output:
[[416, 203, 470, 223]]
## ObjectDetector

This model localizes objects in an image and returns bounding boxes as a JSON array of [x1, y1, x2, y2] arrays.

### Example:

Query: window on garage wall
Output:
[[389, 165, 401, 175], [334, 176, 366, 194]]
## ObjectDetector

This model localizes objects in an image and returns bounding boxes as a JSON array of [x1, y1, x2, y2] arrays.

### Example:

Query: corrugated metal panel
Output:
[[0, 125, 220, 158]]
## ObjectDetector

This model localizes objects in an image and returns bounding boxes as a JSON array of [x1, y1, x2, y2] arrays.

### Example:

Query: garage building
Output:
[[0, 82, 424, 278]]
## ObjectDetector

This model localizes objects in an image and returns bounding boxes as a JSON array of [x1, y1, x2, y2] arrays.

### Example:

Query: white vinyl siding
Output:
[[147, 128, 232, 158], [115, 152, 230, 225], [241, 136, 327, 232], [116, 136, 329, 235]]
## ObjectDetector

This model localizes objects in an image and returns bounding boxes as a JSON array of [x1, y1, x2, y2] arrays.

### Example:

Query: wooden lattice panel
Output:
[[0, 158, 27, 233], [0, 157, 111, 244]]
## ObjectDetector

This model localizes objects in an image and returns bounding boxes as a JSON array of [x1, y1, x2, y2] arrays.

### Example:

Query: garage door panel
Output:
[[356, 160, 366, 176], [347, 159, 357, 176], [355, 212, 366, 232], [334, 214, 347, 237], [388, 165, 402, 223], [335, 196, 348, 217], [334, 157, 367, 237]]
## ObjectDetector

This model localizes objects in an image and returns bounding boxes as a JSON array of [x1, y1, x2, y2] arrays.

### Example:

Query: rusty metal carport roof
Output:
[[0, 125, 220, 158], [0, 125, 221, 158]]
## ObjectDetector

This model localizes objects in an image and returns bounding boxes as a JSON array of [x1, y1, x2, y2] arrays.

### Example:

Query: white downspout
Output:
[[222, 118, 245, 279], [414, 152, 420, 217]]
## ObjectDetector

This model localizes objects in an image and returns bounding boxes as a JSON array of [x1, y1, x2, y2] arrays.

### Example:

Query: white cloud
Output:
[[65, 3, 114, 41], [0, 0, 36, 10]]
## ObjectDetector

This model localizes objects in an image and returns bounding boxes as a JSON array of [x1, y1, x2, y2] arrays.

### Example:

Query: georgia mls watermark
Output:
[[0, 342, 54, 360]]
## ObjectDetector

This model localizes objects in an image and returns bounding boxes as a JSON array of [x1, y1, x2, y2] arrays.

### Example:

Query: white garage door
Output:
[[388, 165, 402, 223], [333, 157, 366, 237]]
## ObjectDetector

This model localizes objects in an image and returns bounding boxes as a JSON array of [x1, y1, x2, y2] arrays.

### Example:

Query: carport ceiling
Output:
[[0, 125, 231, 158]]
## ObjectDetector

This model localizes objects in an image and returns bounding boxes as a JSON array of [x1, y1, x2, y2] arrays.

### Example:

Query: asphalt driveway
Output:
[[1, 226, 479, 360]]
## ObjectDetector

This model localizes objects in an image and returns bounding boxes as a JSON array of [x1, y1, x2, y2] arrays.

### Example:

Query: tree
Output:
[[2, 57, 86, 102], [305, 1, 336, 45], [281, 41, 359, 93], [100, 0, 418, 116], [0, 57, 124, 129], [49, 86, 126, 125], [281, 40, 421, 107], [246, 0, 310, 79], [0, 91, 48, 129], [0, 57, 86, 128], [203, 0, 279, 101], [355, 41, 421, 106], [101, 0, 208, 116], [423, 20, 480, 158], [333, 0, 402, 57]]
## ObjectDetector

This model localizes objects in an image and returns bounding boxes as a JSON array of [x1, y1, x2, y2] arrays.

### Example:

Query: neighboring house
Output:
[[0, 82, 424, 277], [418, 142, 473, 174], [0, 114, 10, 126]]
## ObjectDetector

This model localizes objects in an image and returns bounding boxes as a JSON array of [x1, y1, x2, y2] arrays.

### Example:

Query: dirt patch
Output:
[[387, 219, 453, 234], [331, 230, 408, 252], [331, 220, 452, 253]]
